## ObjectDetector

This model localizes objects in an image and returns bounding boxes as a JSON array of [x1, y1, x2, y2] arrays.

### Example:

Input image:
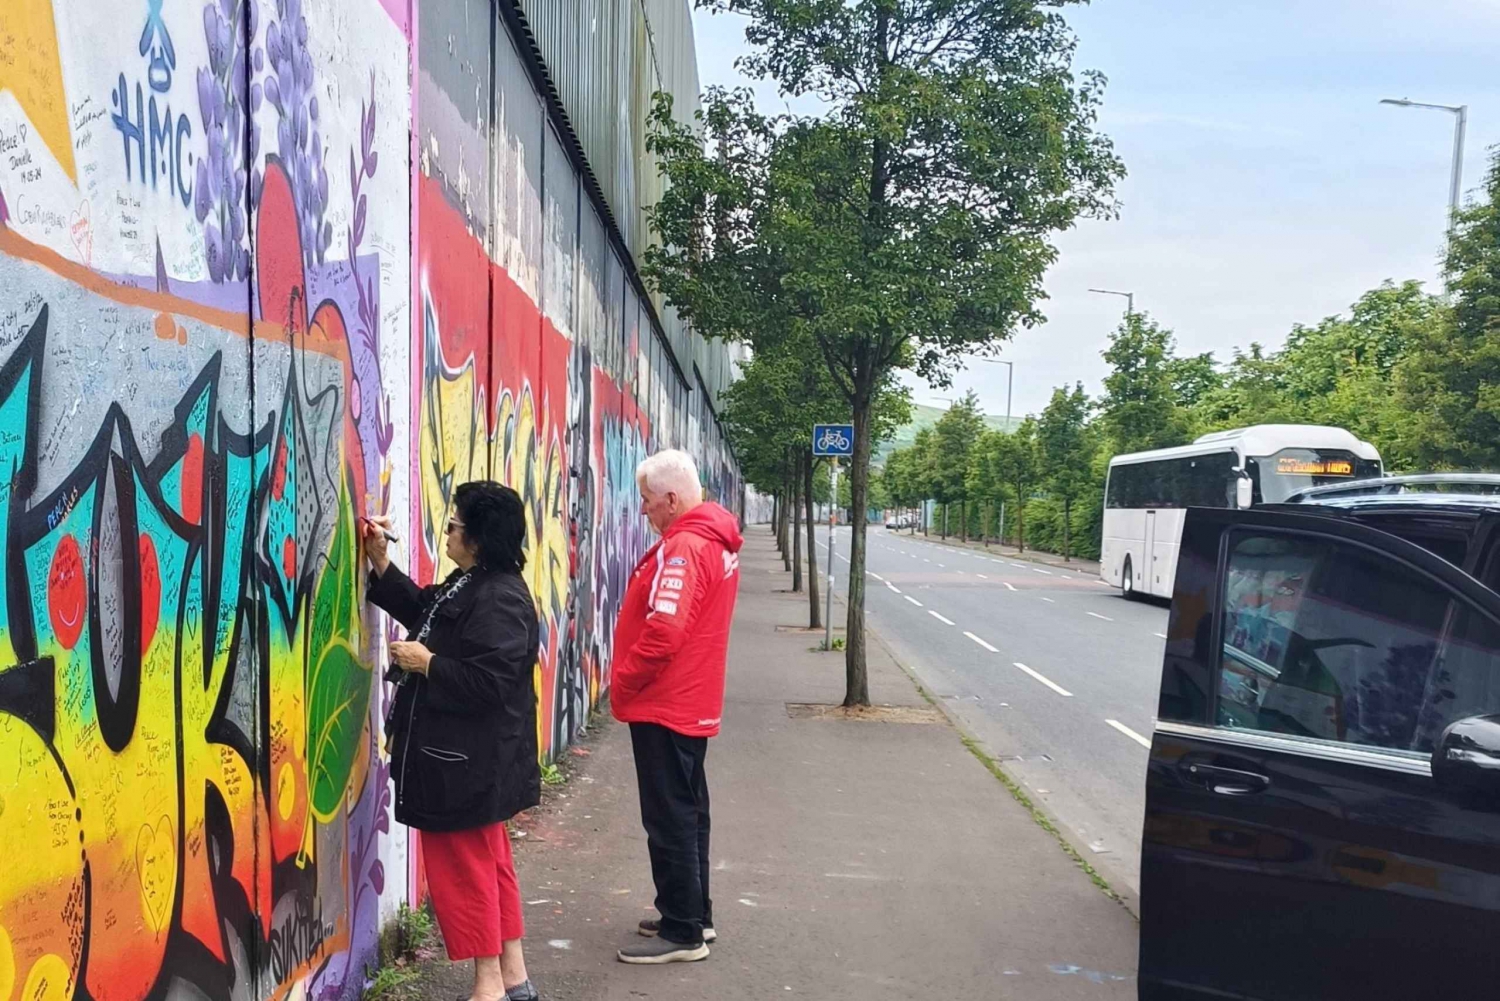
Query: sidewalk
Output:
[[413, 529, 1138, 1001], [884, 528, 1102, 577]]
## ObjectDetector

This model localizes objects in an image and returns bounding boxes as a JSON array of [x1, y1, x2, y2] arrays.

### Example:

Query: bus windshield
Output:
[[1248, 448, 1383, 504]]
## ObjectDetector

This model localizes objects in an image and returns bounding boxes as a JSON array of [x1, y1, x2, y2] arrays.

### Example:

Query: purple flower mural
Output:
[[346, 71, 394, 506], [265, 0, 332, 267], [195, 0, 254, 282]]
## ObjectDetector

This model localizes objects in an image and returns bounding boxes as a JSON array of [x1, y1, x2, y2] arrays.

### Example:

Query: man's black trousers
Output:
[[629, 722, 712, 945]]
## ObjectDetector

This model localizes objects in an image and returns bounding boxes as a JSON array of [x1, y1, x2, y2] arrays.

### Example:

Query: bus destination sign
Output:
[[1276, 457, 1354, 477]]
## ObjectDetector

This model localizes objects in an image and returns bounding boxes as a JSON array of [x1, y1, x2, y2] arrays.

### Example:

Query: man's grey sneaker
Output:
[[617, 938, 710, 965], [638, 918, 717, 943]]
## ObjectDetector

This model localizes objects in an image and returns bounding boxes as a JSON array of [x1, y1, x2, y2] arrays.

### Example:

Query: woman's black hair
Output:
[[453, 481, 527, 572]]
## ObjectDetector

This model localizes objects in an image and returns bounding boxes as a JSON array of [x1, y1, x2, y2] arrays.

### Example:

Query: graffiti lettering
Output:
[[109, 75, 193, 209]]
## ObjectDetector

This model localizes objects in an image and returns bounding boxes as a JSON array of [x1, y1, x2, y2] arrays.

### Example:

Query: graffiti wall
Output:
[[0, 1, 739, 1000], [414, 15, 703, 760], [0, 0, 411, 999]]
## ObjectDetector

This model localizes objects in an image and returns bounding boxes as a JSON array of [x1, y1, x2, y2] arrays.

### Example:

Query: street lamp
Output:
[[977, 359, 1014, 428], [1380, 97, 1467, 253], [958, 357, 1015, 428], [1088, 287, 1135, 318]]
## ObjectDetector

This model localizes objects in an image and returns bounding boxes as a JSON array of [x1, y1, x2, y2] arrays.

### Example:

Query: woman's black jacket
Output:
[[369, 563, 541, 831]]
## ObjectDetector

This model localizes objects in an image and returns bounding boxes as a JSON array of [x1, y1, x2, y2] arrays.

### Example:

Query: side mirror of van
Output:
[[1235, 475, 1254, 509], [1433, 715, 1500, 806]]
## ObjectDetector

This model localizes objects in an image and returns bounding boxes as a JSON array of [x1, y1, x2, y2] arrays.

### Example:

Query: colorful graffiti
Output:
[[0, 176, 375, 1001], [0, 0, 410, 998], [1, 0, 740, 999]]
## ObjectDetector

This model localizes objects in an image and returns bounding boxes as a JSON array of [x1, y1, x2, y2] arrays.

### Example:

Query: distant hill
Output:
[[873, 404, 1023, 466]]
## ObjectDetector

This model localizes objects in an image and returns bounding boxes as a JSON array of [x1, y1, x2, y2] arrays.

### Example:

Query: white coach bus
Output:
[[1101, 424, 1382, 599]]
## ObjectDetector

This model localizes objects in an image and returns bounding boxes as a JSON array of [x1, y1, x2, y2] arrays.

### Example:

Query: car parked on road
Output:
[[1141, 474, 1500, 999]]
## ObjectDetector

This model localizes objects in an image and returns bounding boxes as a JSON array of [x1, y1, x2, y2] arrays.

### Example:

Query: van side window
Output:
[[1414, 607, 1500, 753], [1217, 532, 1451, 753]]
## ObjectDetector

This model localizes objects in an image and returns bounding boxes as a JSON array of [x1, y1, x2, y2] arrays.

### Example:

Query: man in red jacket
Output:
[[611, 449, 743, 965]]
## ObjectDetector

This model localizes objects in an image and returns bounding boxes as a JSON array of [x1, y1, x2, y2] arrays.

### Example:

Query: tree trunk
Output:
[[780, 461, 792, 571], [804, 453, 821, 630], [843, 400, 874, 707], [1017, 498, 1026, 552], [770, 493, 778, 536], [780, 486, 792, 561], [791, 463, 803, 592], [941, 503, 949, 539], [983, 501, 991, 547], [1063, 497, 1072, 561]]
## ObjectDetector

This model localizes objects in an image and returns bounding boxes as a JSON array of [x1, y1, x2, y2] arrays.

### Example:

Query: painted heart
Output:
[[135, 816, 176, 935], [69, 200, 92, 265]]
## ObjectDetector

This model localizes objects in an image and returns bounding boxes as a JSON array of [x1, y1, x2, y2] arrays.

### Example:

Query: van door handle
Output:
[[1182, 763, 1270, 796]]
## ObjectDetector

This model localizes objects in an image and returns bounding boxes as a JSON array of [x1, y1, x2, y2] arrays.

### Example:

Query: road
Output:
[[817, 525, 1168, 897]]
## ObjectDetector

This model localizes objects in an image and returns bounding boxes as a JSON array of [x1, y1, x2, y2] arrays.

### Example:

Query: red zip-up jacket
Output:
[[611, 502, 744, 737]]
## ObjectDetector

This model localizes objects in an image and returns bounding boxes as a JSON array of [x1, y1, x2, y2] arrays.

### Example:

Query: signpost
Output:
[[812, 425, 854, 651]]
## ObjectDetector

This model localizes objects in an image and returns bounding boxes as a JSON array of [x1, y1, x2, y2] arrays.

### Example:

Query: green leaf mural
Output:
[[307, 475, 370, 822]]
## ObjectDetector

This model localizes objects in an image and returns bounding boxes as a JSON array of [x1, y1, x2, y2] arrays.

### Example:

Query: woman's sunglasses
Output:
[[446, 520, 465, 535]]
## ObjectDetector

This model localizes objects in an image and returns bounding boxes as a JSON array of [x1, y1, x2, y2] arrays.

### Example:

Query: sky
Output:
[[690, 0, 1500, 420]]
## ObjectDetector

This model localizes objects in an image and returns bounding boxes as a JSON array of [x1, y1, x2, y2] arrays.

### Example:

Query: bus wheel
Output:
[[1122, 557, 1136, 600]]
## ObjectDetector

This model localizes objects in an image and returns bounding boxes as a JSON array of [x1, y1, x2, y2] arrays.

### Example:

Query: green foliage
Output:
[[870, 154, 1500, 562], [363, 963, 419, 1001], [643, 0, 1124, 703], [1100, 313, 1194, 454], [930, 392, 986, 509], [367, 902, 438, 1001], [1396, 150, 1500, 471], [1036, 384, 1096, 560]]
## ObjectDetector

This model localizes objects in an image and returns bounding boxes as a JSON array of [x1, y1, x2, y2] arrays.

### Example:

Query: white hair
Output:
[[636, 449, 703, 502]]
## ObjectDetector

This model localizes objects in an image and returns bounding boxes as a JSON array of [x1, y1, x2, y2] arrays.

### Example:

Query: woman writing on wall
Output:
[[363, 482, 542, 1001]]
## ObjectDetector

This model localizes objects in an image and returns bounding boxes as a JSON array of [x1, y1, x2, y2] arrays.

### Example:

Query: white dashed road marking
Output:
[[964, 631, 998, 652], [1014, 662, 1072, 697], [1106, 719, 1152, 749], [905, 596, 924, 607], [929, 611, 955, 626], [1088, 612, 1114, 622]]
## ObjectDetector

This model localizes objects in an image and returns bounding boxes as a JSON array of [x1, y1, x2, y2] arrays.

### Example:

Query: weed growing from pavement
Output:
[[364, 963, 420, 1001], [541, 762, 567, 786], [367, 903, 439, 1001]]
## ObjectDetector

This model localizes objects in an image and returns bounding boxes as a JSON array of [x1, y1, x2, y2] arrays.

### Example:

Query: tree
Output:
[[930, 392, 985, 539], [911, 427, 939, 535], [1037, 384, 1093, 560], [720, 333, 848, 627], [1100, 312, 1193, 455], [881, 448, 917, 527], [992, 419, 1040, 550], [645, 1, 1123, 706], [1167, 351, 1223, 413]]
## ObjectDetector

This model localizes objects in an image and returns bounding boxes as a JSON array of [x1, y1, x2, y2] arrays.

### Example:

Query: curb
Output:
[[823, 586, 1142, 920]]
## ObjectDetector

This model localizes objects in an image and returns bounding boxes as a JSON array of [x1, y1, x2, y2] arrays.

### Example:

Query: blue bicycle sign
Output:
[[812, 424, 855, 457]]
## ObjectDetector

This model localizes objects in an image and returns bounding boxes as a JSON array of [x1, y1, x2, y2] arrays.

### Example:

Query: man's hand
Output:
[[390, 641, 433, 676]]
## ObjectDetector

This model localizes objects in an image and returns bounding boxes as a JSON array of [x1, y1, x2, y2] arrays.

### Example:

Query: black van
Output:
[[1140, 475, 1500, 1000]]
